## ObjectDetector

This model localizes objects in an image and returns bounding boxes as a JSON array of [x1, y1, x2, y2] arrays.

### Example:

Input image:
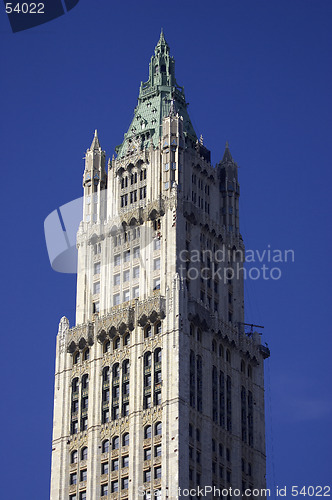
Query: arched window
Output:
[[73, 351, 79, 364], [113, 363, 120, 378], [219, 344, 224, 358], [124, 333, 130, 346], [154, 348, 162, 364], [122, 432, 129, 447], [197, 329, 202, 342], [144, 425, 152, 439], [72, 378, 79, 393], [155, 322, 162, 335], [102, 367, 109, 382], [102, 440, 109, 453], [190, 324, 195, 337], [83, 348, 89, 361], [226, 349, 231, 363], [81, 447, 88, 461], [248, 365, 252, 379], [212, 340, 217, 352], [82, 374, 89, 389], [112, 436, 119, 449], [241, 360, 245, 373], [144, 352, 152, 367], [155, 422, 162, 436], [71, 450, 78, 464], [103, 340, 110, 353], [144, 325, 152, 338], [113, 337, 120, 350], [123, 359, 130, 375]]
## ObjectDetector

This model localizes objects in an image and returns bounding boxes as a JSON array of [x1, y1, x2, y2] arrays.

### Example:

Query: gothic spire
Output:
[[221, 141, 234, 164], [154, 28, 170, 55], [90, 129, 101, 150], [115, 32, 197, 157]]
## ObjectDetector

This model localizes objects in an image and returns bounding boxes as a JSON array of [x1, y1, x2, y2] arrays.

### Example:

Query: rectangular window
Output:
[[154, 466, 162, 479], [144, 469, 151, 482], [122, 455, 129, 468], [93, 281, 100, 294], [164, 181, 169, 190], [123, 270, 130, 282], [153, 258, 161, 270], [130, 190, 137, 203], [164, 163, 169, 171], [113, 294, 120, 306], [79, 493, 86, 500], [139, 186, 146, 199], [122, 477, 129, 490], [114, 273, 120, 286], [124, 250, 130, 262], [114, 254, 121, 266], [171, 162, 176, 169], [102, 462, 109, 475], [155, 444, 162, 457], [144, 448, 151, 460], [80, 470, 87, 482], [101, 484, 109, 495], [133, 266, 140, 279], [133, 286, 139, 298], [123, 290, 130, 302], [70, 473, 77, 485], [112, 459, 119, 471], [133, 247, 140, 259], [111, 481, 119, 493], [94, 262, 101, 274], [153, 278, 161, 291], [154, 238, 161, 250]]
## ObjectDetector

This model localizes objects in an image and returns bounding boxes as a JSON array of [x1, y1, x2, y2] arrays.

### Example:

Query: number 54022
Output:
[[5, 3, 45, 14]]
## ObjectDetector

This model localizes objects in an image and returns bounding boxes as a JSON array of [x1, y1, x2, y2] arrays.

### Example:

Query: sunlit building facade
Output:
[[50, 32, 270, 500]]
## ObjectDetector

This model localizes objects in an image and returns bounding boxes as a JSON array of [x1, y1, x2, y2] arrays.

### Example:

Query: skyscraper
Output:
[[50, 31, 270, 500]]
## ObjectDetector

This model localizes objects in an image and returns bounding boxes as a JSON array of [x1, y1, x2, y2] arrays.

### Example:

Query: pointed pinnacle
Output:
[[221, 141, 234, 164], [90, 129, 101, 150]]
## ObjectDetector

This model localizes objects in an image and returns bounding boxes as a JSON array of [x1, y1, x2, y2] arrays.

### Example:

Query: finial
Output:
[[94, 129, 98, 137], [225, 140, 229, 148], [199, 134, 204, 145]]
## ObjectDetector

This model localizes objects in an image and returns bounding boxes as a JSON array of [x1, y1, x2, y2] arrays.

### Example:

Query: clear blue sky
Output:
[[0, 1, 331, 498]]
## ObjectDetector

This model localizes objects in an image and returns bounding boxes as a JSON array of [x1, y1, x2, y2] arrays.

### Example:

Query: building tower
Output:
[[50, 31, 270, 500]]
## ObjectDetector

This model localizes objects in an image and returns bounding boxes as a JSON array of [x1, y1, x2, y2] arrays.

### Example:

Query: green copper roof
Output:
[[116, 31, 197, 157]]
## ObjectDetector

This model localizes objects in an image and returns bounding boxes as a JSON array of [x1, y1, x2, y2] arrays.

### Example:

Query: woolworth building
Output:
[[50, 31, 270, 500]]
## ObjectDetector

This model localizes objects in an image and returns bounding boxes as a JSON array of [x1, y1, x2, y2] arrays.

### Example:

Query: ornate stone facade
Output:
[[50, 32, 270, 500]]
